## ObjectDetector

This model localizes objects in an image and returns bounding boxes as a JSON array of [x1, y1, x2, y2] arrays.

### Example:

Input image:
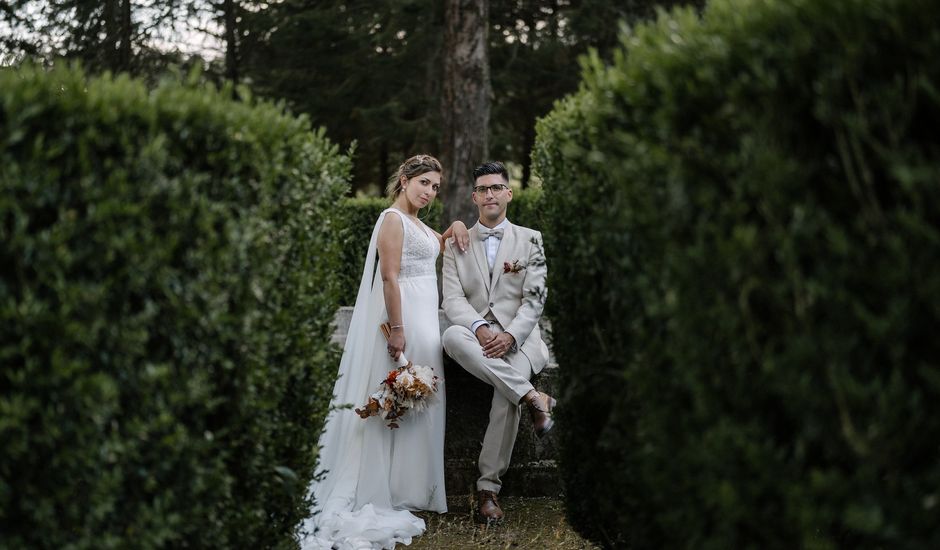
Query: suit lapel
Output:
[[489, 222, 514, 290], [470, 223, 491, 291]]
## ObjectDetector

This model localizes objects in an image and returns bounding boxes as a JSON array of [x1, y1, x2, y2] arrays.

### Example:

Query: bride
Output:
[[301, 155, 469, 549]]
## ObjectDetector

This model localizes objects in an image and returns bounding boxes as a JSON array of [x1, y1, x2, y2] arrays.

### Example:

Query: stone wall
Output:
[[331, 307, 560, 497]]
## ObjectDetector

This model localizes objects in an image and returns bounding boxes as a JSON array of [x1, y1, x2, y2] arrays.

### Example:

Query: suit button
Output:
[[489, 302, 494, 307]]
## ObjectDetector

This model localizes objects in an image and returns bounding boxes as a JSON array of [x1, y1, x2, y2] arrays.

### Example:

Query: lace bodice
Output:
[[387, 208, 438, 280]]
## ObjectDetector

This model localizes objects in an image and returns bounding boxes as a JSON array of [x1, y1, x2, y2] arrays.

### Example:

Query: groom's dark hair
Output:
[[472, 161, 509, 182]]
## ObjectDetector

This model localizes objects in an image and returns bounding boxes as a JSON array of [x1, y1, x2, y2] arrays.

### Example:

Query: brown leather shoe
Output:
[[476, 490, 504, 525], [525, 391, 557, 438]]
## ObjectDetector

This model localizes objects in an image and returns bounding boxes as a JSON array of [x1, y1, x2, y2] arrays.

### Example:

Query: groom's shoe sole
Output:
[[534, 397, 557, 439], [535, 420, 554, 438]]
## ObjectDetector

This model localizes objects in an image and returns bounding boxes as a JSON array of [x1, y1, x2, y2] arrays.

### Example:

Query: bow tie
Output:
[[478, 228, 504, 240]]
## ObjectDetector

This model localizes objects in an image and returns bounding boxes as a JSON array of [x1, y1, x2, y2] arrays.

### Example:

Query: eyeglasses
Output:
[[472, 183, 509, 195]]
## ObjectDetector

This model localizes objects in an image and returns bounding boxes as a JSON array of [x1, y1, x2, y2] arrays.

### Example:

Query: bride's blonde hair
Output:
[[386, 154, 443, 199]]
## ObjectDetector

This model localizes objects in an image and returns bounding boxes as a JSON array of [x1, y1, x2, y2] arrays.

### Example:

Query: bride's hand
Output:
[[451, 221, 470, 253], [387, 332, 405, 361]]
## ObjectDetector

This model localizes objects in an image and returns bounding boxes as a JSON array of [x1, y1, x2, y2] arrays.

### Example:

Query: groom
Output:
[[441, 161, 556, 525]]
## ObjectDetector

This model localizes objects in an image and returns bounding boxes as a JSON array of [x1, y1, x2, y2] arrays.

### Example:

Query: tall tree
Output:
[[241, 1, 444, 194], [488, 0, 705, 188], [0, 0, 188, 75], [0, 0, 706, 194], [440, 0, 491, 225], [221, 0, 239, 84], [489, 0, 580, 188], [180, 0, 249, 86]]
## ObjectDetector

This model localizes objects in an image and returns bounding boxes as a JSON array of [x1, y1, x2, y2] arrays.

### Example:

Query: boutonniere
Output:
[[503, 259, 525, 274]]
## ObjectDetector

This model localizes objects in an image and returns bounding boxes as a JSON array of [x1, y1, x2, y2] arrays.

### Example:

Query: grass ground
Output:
[[410, 495, 598, 549]]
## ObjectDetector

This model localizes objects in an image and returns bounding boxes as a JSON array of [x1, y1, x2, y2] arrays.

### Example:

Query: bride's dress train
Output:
[[300, 208, 446, 550]]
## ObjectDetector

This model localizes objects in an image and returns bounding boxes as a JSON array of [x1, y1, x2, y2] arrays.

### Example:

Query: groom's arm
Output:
[[504, 232, 547, 348], [442, 240, 486, 329]]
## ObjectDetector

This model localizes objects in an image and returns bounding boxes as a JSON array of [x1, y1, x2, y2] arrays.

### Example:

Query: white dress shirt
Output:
[[482, 218, 509, 271], [471, 218, 510, 337]]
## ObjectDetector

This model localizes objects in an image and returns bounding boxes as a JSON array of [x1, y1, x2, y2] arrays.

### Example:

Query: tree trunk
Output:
[[440, 0, 491, 226], [119, 0, 132, 72], [223, 0, 239, 86], [521, 119, 535, 188], [102, 0, 118, 71], [378, 141, 389, 195]]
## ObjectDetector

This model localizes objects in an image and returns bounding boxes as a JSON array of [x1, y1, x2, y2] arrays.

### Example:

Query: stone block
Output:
[[330, 307, 561, 497]]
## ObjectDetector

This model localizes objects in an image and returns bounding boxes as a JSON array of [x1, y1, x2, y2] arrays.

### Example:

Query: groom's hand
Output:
[[482, 332, 515, 359], [475, 325, 496, 348]]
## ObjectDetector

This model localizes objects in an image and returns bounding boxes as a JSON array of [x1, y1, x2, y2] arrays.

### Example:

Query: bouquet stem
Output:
[[380, 322, 410, 368]]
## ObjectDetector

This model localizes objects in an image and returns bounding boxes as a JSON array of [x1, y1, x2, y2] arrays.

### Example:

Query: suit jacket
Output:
[[442, 221, 549, 374]]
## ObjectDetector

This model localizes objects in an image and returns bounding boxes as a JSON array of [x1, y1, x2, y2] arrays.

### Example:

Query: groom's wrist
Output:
[[505, 329, 519, 351]]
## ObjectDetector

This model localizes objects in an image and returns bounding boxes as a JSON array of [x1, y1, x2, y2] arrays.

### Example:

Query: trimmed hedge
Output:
[[330, 196, 390, 306], [507, 187, 544, 232], [330, 197, 441, 305], [330, 189, 543, 306], [331, 197, 442, 304], [0, 65, 350, 548], [534, 0, 940, 548]]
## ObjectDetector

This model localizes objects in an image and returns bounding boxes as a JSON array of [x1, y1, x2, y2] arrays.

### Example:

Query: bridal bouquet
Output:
[[354, 323, 440, 429]]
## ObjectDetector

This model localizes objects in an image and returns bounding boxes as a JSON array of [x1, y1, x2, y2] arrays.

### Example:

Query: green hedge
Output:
[[534, 0, 940, 548], [0, 65, 350, 548], [330, 196, 442, 305], [507, 187, 544, 232], [330, 190, 542, 305]]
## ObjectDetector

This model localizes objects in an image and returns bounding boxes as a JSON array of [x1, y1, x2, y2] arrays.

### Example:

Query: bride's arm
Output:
[[437, 220, 470, 254], [377, 213, 406, 361]]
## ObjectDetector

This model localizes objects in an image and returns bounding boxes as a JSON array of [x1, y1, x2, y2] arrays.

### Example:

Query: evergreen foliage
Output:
[[0, 65, 351, 548], [534, 0, 940, 547], [2, 1, 704, 194], [507, 187, 544, 231], [240, 0, 446, 193], [490, 0, 703, 186]]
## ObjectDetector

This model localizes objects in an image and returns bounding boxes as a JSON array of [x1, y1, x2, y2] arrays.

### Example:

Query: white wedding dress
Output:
[[300, 208, 447, 550]]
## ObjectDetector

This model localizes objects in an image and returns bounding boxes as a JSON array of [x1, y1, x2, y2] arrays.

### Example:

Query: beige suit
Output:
[[442, 221, 548, 493]]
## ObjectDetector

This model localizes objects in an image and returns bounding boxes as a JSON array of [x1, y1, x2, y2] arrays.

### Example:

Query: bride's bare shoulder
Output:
[[378, 210, 404, 241]]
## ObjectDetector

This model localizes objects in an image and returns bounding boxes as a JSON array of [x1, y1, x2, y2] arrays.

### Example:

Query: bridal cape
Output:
[[300, 209, 446, 550]]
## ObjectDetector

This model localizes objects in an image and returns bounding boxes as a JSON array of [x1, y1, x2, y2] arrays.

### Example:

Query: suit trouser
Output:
[[442, 323, 534, 493]]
